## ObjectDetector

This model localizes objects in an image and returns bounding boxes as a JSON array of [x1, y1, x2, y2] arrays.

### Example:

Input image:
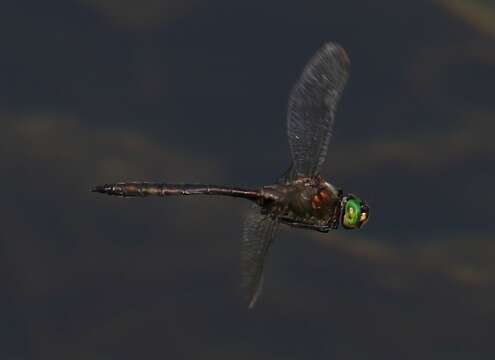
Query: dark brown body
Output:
[[260, 177, 341, 231], [92, 176, 342, 232]]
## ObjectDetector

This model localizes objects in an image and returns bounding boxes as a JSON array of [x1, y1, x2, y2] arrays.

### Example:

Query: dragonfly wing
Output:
[[287, 43, 350, 178], [278, 162, 295, 184], [241, 207, 279, 308]]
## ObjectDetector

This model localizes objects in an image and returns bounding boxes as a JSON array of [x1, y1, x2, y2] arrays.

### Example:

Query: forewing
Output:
[[241, 207, 279, 308], [278, 162, 295, 184], [287, 43, 350, 178]]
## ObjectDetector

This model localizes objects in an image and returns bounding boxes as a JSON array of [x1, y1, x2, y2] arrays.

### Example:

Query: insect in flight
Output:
[[93, 43, 369, 308]]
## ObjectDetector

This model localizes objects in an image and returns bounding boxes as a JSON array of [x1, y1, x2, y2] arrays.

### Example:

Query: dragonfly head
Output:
[[341, 194, 369, 229]]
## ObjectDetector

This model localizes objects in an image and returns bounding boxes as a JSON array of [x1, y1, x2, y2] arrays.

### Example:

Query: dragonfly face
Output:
[[341, 194, 369, 229]]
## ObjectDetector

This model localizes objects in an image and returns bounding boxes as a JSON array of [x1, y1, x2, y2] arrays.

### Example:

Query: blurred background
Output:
[[1, 0, 495, 358]]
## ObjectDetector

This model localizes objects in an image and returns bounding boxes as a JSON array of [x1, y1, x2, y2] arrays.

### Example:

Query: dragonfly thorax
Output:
[[261, 177, 342, 230]]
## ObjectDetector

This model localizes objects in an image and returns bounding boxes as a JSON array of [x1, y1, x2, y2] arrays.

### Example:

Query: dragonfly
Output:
[[93, 43, 369, 308]]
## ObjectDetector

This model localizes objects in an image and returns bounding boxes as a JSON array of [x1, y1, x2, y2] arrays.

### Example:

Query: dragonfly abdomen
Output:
[[92, 182, 262, 202]]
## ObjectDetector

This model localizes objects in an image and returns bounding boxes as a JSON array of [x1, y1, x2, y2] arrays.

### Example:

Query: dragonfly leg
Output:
[[284, 221, 330, 233]]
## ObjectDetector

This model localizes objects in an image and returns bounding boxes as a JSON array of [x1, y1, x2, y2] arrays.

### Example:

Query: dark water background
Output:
[[1, 0, 495, 358]]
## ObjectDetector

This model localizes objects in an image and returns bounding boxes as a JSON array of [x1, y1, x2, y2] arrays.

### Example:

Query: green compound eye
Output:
[[343, 198, 361, 229]]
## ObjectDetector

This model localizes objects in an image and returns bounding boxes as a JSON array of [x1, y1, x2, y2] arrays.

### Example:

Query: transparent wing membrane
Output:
[[278, 162, 295, 184], [287, 43, 350, 178], [241, 207, 279, 308]]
